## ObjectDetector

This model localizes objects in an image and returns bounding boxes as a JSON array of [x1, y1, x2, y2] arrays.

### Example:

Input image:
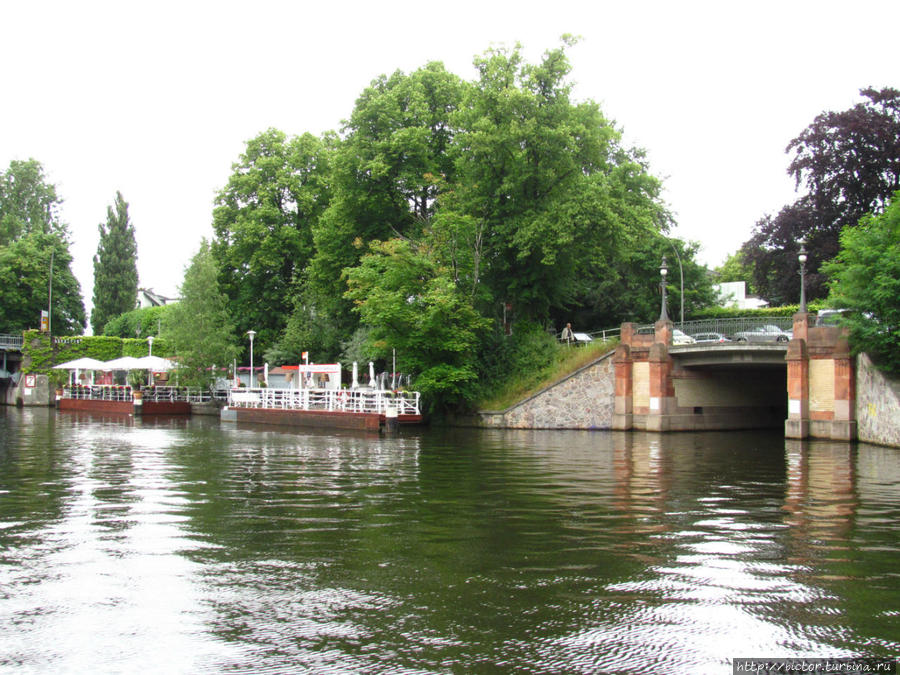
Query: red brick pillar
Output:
[[831, 333, 857, 441], [792, 311, 813, 342], [654, 318, 673, 346], [646, 341, 674, 432], [785, 338, 809, 439], [612, 343, 633, 430]]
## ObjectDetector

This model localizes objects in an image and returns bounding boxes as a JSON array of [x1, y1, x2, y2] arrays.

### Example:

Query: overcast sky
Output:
[[2, 0, 897, 324]]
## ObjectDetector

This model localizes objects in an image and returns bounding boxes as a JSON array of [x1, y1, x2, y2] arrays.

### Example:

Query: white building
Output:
[[713, 281, 769, 310]]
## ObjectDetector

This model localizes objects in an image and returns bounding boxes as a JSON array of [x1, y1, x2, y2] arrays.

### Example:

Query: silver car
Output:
[[732, 324, 792, 344]]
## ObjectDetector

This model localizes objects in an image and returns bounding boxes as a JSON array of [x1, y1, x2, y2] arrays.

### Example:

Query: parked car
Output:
[[693, 332, 730, 343], [673, 329, 696, 345], [732, 324, 792, 344]]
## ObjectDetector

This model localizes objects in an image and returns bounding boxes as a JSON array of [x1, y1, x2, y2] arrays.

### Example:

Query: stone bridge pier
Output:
[[612, 313, 856, 441]]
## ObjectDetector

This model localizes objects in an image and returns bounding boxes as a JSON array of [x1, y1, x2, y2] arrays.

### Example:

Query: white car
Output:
[[673, 329, 695, 345]]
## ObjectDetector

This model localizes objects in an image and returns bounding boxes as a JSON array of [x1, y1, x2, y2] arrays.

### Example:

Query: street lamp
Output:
[[659, 256, 669, 322], [798, 238, 808, 313], [665, 240, 684, 325], [147, 336, 154, 356], [246, 330, 256, 388]]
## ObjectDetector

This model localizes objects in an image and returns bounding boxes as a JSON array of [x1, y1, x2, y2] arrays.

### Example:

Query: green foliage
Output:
[[91, 191, 139, 334], [714, 250, 754, 292], [103, 304, 174, 338], [742, 88, 900, 304], [690, 305, 810, 320], [0, 159, 67, 244], [212, 129, 331, 349], [0, 231, 86, 334], [475, 323, 617, 410], [823, 193, 900, 374], [21, 331, 172, 375], [163, 240, 238, 387], [304, 64, 464, 353], [205, 38, 709, 414], [345, 238, 489, 413], [0, 159, 85, 334]]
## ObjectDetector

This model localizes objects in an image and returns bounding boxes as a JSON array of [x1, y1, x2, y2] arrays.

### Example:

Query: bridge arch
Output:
[[613, 314, 856, 440]]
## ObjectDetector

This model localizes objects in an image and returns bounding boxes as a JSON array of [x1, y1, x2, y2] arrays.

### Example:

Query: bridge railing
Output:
[[676, 317, 794, 338], [560, 317, 795, 344], [0, 334, 23, 350]]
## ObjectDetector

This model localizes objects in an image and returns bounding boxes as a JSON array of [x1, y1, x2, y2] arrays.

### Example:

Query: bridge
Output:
[[612, 313, 855, 441], [0, 333, 23, 381]]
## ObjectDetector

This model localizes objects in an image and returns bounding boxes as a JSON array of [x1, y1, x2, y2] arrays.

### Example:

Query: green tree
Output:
[[714, 250, 754, 289], [0, 159, 85, 334], [211, 129, 332, 349], [103, 304, 174, 339], [92, 191, 139, 334], [743, 88, 900, 304], [0, 159, 67, 245], [0, 231, 86, 334], [164, 240, 238, 387], [822, 192, 900, 374], [303, 63, 464, 356], [440, 38, 673, 327], [344, 238, 489, 413]]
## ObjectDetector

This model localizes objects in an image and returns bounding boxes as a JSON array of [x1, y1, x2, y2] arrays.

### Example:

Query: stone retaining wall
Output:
[[856, 353, 900, 448], [477, 351, 615, 429]]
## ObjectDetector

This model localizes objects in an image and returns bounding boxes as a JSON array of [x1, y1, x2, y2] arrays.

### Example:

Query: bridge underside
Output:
[[622, 360, 788, 433], [613, 316, 856, 440]]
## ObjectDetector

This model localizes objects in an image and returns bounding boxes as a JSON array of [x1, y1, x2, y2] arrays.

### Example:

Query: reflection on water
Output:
[[1, 408, 899, 673]]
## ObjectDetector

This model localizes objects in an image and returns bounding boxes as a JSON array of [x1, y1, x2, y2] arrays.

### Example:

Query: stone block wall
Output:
[[857, 353, 900, 448], [478, 351, 615, 429]]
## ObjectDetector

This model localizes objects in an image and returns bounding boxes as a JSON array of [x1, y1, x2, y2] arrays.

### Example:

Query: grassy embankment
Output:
[[476, 338, 617, 411]]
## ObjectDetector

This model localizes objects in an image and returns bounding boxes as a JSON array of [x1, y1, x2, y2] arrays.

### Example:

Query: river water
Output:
[[1, 407, 898, 674]]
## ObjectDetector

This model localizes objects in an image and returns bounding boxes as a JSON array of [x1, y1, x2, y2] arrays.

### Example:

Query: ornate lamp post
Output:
[[246, 330, 256, 388], [659, 256, 669, 322], [798, 238, 808, 313]]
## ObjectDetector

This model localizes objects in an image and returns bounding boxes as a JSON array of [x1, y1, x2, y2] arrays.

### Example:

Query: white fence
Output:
[[228, 387, 421, 416], [62, 385, 221, 403]]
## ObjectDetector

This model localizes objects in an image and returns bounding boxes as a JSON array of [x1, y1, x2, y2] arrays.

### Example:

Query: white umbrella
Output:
[[134, 355, 175, 371], [52, 357, 107, 370], [368, 361, 376, 388], [103, 356, 144, 370], [352, 362, 358, 389]]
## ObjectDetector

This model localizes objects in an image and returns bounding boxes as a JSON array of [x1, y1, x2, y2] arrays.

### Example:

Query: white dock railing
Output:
[[228, 387, 421, 416], [62, 385, 219, 403]]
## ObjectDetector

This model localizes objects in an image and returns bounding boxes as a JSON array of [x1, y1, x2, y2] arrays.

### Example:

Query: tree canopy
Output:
[[742, 87, 900, 304], [211, 129, 332, 349], [92, 191, 139, 334], [208, 38, 711, 411], [0, 159, 85, 334], [164, 240, 238, 387], [823, 191, 900, 375]]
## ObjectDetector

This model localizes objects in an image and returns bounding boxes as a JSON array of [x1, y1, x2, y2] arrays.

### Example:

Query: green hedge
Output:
[[22, 330, 173, 375], [689, 302, 826, 320]]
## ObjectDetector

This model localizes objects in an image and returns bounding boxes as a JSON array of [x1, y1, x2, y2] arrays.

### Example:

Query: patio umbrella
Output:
[[102, 356, 145, 370], [134, 355, 175, 371], [52, 357, 107, 370]]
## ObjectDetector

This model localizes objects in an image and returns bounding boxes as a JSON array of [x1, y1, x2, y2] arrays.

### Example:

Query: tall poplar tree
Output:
[[92, 191, 138, 334]]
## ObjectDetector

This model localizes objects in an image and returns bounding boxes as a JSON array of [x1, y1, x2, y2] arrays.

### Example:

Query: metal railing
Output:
[[0, 334, 23, 350], [557, 317, 795, 344], [228, 387, 421, 416], [63, 385, 135, 401], [673, 317, 793, 338], [62, 385, 220, 403]]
